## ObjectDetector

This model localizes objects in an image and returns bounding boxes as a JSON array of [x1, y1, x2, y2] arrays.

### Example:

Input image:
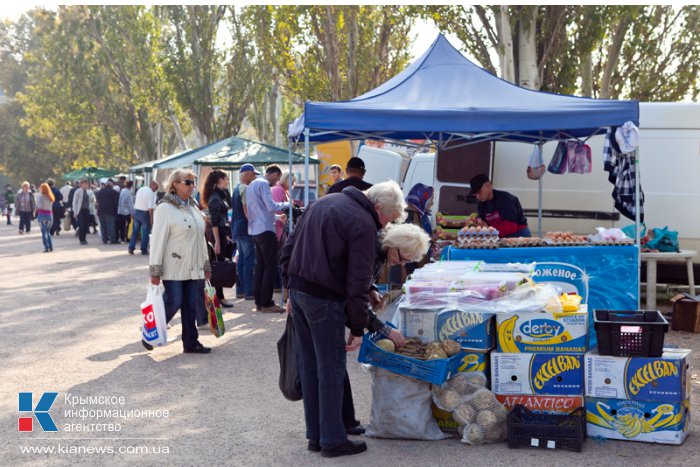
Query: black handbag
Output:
[[277, 315, 302, 401], [208, 242, 237, 288]]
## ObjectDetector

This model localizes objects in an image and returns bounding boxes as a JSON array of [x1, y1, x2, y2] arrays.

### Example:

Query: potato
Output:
[[375, 339, 395, 353], [453, 402, 476, 425], [461, 423, 484, 445], [427, 347, 448, 360], [447, 373, 480, 396], [468, 389, 496, 410], [476, 410, 497, 427], [436, 389, 462, 411], [440, 339, 461, 357], [462, 372, 488, 388]]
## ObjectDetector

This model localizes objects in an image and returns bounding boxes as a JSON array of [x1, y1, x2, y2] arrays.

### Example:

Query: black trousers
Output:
[[77, 208, 90, 242], [50, 206, 64, 235], [116, 214, 130, 242], [213, 227, 232, 301], [342, 372, 360, 428], [253, 231, 278, 308]]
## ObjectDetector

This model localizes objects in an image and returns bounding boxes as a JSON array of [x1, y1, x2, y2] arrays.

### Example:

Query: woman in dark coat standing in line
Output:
[[201, 170, 234, 308]]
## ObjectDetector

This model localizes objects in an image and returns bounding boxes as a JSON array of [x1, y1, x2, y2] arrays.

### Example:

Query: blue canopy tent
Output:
[[288, 34, 641, 245], [289, 34, 638, 145]]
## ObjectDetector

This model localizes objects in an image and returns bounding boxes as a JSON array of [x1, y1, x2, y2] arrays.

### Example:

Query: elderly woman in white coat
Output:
[[147, 169, 212, 354]]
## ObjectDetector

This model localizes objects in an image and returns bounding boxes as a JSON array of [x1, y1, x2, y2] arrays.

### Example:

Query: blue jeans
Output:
[[235, 232, 255, 297], [99, 214, 116, 243], [163, 279, 200, 349], [38, 214, 53, 250], [129, 209, 151, 253], [290, 289, 347, 449]]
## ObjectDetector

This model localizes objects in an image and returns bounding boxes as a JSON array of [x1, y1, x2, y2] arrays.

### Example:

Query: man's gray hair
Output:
[[365, 180, 407, 223]]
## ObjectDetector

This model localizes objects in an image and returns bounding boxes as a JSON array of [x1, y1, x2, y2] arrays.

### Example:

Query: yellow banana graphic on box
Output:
[[592, 402, 683, 438], [497, 315, 518, 352]]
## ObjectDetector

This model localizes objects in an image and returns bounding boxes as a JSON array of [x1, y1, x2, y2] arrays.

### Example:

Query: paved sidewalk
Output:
[[0, 220, 698, 466]]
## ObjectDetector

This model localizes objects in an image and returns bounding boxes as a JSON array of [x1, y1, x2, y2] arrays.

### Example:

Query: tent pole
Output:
[[304, 129, 310, 207], [537, 141, 543, 238], [634, 148, 641, 308], [288, 142, 294, 232]]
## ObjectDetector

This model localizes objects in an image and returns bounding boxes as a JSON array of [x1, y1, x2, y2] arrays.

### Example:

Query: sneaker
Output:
[[128, 249, 134, 255], [141, 339, 154, 351], [236, 294, 245, 299], [321, 440, 367, 458], [245, 296, 255, 301], [80, 241, 88, 245], [259, 305, 285, 314]]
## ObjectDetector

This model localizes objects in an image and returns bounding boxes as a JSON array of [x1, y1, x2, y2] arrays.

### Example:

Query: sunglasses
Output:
[[179, 179, 195, 186]]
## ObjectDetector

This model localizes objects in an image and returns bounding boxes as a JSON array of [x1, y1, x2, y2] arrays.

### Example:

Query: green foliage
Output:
[[246, 5, 414, 140], [418, 5, 700, 101]]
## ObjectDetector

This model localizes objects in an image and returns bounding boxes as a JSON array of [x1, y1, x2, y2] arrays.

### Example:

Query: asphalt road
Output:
[[0, 219, 697, 466]]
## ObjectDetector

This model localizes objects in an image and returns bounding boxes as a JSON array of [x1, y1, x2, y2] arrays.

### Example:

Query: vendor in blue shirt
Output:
[[470, 174, 531, 238]]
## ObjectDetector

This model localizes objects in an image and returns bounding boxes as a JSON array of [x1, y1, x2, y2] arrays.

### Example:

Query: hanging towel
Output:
[[604, 128, 644, 222]]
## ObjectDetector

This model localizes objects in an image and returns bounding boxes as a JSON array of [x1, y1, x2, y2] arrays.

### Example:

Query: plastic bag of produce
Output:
[[434, 372, 508, 445], [141, 284, 168, 347], [365, 367, 450, 440]]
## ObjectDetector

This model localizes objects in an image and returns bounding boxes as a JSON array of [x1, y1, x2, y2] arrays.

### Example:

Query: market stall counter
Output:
[[441, 245, 639, 347]]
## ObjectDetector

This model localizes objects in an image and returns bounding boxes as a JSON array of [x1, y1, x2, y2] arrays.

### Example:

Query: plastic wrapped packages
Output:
[[409, 261, 536, 278], [432, 372, 508, 445]]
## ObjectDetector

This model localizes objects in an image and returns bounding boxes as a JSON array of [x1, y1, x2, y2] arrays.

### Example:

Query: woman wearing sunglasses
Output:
[[146, 169, 213, 354]]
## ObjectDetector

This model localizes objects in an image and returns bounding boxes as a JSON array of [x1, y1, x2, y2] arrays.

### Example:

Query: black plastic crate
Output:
[[507, 405, 586, 453], [594, 309, 668, 357]]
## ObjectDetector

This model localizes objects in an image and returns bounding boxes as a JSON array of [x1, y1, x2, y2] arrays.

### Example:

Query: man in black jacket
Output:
[[280, 181, 406, 458], [96, 179, 120, 244]]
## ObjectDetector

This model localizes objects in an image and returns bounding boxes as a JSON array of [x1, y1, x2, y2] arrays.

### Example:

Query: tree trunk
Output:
[[347, 6, 359, 98], [517, 6, 540, 89], [580, 51, 593, 97], [601, 15, 630, 99], [167, 103, 188, 151], [495, 6, 516, 83]]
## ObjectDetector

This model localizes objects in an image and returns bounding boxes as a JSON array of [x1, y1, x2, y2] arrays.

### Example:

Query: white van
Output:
[[357, 102, 700, 254]]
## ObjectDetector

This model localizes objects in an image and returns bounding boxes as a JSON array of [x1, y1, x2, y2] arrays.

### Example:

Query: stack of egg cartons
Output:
[[490, 299, 589, 418]]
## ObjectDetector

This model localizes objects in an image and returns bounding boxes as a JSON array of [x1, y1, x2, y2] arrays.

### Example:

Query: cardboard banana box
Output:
[[399, 307, 495, 349], [495, 394, 584, 414], [585, 349, 691, 403], [491, 352, 584, 395], [496, 306, 588, 353], [586, 397, 690, 445]]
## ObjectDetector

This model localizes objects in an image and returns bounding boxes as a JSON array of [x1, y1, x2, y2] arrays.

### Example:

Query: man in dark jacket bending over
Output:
[[280, 181, 406, 458]]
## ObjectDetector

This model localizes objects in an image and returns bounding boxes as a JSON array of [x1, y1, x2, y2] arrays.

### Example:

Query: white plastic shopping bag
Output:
[[141, 284, 168, 347]]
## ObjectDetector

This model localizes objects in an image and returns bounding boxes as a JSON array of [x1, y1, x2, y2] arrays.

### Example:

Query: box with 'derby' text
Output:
[[497, 306, 588, 354]]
